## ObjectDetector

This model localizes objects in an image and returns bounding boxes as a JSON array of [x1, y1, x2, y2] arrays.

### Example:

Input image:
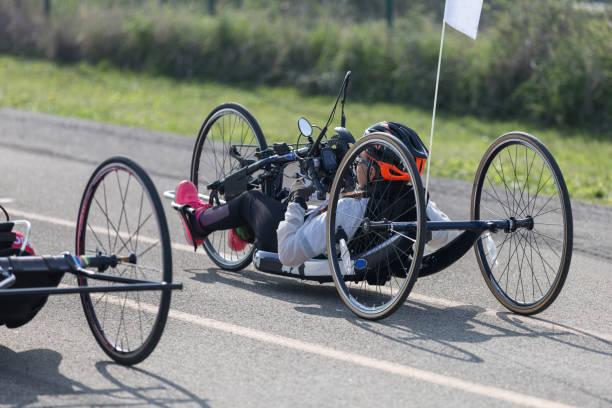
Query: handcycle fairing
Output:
[[253, 250, 334, 283], [419, 230, 481, 277]]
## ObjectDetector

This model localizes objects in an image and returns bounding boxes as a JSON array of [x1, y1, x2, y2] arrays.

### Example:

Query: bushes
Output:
[[487, 1, 611, 128], [0, 0, 609, 131]]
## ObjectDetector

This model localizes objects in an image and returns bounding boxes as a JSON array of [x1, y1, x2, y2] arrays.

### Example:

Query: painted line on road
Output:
[[93, 294, 574, 408], [9, 206, 612, 343], [6, 207, 194, 253]]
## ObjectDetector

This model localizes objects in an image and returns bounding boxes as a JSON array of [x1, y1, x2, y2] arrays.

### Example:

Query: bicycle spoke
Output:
[[482, 205, 506, 219], [482, 185, 514, 217], [87, 223, 108, 253], [114, 170, 133, 253], [527, 231, 555, 286], [134, 189, 145, 255], [137, 239, 160, 259], [523, 148, 536, 218], [92, 196, 131, 253], [513, 231, 529, 303], [531, 228, 564, 246], [508, 146, 523, 215], [114, 213, 153, 256], [102, 178, 112, 253], [118, 261, 164, 275], [533, 206, 562, 219], [531, 229, 562, 259], [496, 157, 525, 216], [521, 230, 545, 299]]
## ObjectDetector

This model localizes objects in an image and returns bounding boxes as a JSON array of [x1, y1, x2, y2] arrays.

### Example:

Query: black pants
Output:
[[198, 190, 287, 252]]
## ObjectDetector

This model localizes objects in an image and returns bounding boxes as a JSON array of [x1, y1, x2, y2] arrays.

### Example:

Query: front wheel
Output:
[[326, 133, 427, 320], [471, 132, 573, 315], [76, 156, 172, 365], [191, 103, 269, 271]]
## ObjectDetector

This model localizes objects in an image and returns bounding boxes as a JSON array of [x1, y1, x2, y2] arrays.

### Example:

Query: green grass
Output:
[[1, 55, 610, 205]]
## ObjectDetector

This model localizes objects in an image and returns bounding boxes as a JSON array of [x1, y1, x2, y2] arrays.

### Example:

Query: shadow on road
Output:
[[0, 347, 78, 407], [186, 266, 612, 364], [186, 266, 347, 316], [0, 346, 209, 407], [186, 267, 487, 363], [496, 312, 612, 356], [95, 361, 210, 408]]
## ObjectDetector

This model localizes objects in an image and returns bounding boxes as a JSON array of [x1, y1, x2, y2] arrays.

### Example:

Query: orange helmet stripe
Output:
[[365, 152, 427, 181]]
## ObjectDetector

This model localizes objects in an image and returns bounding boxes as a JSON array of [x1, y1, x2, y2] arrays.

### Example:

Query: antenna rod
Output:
[[341, 71, 351, 127], [307, 71, 351, 157], [425, 22, 446, 200]]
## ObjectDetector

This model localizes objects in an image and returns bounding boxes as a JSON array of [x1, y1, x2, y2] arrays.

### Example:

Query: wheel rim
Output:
[[194, 108, 264, 268], [328, 135, 425, 319], [77, 163, 169, 358], [474, 137, 571, 310]]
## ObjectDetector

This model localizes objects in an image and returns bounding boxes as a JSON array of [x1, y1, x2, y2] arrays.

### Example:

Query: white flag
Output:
[[444, 0, 483, 40]]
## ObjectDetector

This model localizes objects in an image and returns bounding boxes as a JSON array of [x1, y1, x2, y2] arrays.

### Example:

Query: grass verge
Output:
[[1, 55, 610, 205]]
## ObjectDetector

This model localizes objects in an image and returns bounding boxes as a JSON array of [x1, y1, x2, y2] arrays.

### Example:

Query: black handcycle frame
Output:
[[0, 252, 181, 296]]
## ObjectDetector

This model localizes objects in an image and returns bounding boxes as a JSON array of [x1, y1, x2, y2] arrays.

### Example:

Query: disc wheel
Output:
[[472, 132, 573, 315], [76, 156, 172, 365], [327, 133, 427, 320], [191, 103, 268, 271]]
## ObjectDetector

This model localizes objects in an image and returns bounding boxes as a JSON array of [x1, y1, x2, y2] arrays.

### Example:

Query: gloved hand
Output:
[[288, 178, 316, 210]]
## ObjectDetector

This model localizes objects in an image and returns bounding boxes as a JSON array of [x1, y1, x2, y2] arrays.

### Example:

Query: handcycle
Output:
[[167, 71, 573, 320], [0, 156, 182, 365]]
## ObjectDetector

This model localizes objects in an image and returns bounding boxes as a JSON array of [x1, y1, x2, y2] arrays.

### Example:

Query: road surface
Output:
[[0, 108, 610, 407]]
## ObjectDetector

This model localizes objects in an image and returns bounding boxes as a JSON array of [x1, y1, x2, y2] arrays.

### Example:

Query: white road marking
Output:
[[8, 206, 612, 345], [0, 197, 15, 204], [7, 207, 194, 253], [91, 294, 575, 408]]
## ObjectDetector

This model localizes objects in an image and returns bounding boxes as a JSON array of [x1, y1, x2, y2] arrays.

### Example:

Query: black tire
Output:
[[191, 103, 268, 271], [76, 156, 172, 365], [327, 133, 427, 320], [471, 132, 573, 315]]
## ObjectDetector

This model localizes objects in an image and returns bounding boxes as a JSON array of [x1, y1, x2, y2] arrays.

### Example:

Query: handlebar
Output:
[[208, 150, 304, 191], [207, 70, 353, 198]]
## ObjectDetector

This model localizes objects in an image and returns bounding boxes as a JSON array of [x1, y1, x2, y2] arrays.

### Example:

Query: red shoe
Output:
[[228, 228, 249, 251], [175, 181, 211, 248]]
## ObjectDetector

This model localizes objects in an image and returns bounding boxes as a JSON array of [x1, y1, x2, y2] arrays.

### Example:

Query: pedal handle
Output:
[[171, 202, 196, 215]]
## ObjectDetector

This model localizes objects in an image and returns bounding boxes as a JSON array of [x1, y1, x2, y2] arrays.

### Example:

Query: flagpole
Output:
[[424, 20, 446, 201]]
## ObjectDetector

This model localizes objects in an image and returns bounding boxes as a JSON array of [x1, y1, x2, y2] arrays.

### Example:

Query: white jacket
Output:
[[276, 198, 459, 267]]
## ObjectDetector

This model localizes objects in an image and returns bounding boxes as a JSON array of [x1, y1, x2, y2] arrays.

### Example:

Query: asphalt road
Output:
[[0, 108, 610, 407]]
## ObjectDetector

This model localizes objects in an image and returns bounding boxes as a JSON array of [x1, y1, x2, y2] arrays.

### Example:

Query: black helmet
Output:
[[363, 122, 428, 179]]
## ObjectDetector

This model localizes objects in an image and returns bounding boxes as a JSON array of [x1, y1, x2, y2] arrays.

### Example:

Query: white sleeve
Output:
[[277, 198, 368, 267], [276, 202, 311, 267], [426, 200, 461, 250]]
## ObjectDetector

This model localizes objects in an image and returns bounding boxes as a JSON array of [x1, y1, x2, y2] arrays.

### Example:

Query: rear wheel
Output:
[[326, 133, 427, 320], [191, 103, 269, 271], [76, 156, 172, 365], [472, 132, 573, 315]]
